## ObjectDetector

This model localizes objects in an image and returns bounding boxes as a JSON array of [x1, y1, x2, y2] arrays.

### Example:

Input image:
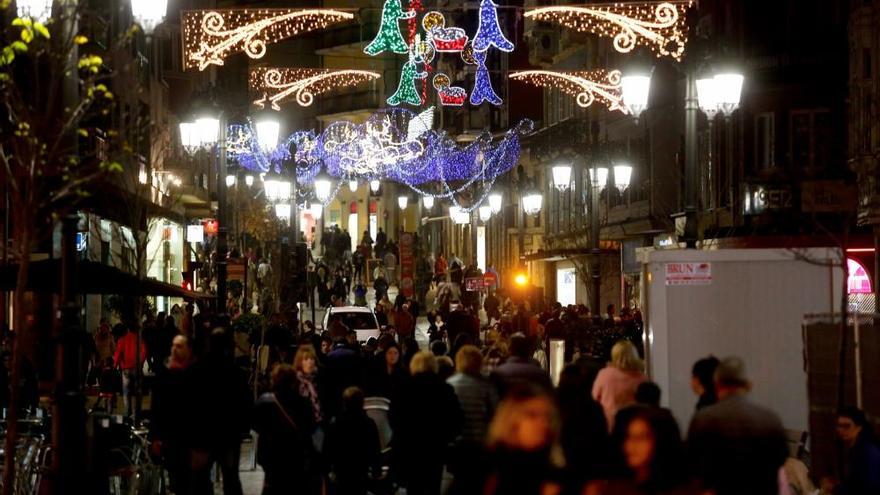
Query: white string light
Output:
[[251, 68, 381, 110], [524, 1, 692, 61], [509, 69, 627, 113], [182, 9, 355, 71]]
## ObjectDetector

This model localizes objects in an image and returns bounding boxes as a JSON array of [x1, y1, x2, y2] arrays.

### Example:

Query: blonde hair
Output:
[[293, 345, 318, 372], [611, 340, 644, 373], [455, 345, 483, 375], [409, 350, 438, 375], [487, 391, 564, 467]]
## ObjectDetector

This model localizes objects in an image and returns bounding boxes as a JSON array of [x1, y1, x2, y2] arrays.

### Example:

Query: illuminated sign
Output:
[[847, 258, 872, 294]]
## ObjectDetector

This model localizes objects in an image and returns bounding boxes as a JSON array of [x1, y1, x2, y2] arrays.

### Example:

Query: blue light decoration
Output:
[[470, 49, 502, 106], [472, 0, 514, 53]]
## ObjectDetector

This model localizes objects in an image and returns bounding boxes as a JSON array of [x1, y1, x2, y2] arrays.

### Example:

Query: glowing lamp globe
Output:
[[130, 0, 168, 35], [314, 172, 334, 203], [449, 206, 470, 225], [423, 196, 435, 209], [696, 77, 720, 120], [225, 175, 236, 187], [613, 165, 633, 191], [620, 74, 651, 120], [398, 196, 409, 210], [245, 175, 254, 187], [255, 118, 280, 152], [552, 164, 572, 192], [522, 190, 543, 216], [179, 122, 200, 154], [714, 73, 744, 116], [274, 203, 292, 223], [195, 117, 220, 145], [348, 180, 358, 192], [589, 167, 609, 189], [370, 180, 381, 193], [310, 203, 323, 219], [17, 0, 53, 22], [488, 191, 503, 214], [478, 205, 492, 222]]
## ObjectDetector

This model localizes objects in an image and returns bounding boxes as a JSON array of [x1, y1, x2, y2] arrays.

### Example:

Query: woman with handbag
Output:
[[253, 364, 320, 495]]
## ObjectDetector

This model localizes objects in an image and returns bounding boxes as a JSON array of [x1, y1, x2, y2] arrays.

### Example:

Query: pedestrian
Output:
[[188, 327, 252, 495], [687, 356, 788, 495], [591, 340, 646, 431], [447, 345, 499, 495], [557, 364, 610, 490], [113, 325, 147, 416], [365, 341, 407, 400], [383, 249, 397, 286], [374, 274, 389, 303], [492, 333, 552, 396], [482, 386, 564, 495], [151, 335, 194, 494], [391, 351, 462, 495], [392, 298, 415, 341], [294, 345, 324, 426], [691, 356, 720, 410], [824, 406, 880, 494], [93, 318, 115, 367], [325, 387, 381, 495], [253, 364, 320, 495], [585, 407, 692, 495], [323, 335, 363, 419], [434, 253, 448, 281]]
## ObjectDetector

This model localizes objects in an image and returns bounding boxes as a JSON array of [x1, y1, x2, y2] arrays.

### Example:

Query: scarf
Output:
[[296, 371, 322, 423]]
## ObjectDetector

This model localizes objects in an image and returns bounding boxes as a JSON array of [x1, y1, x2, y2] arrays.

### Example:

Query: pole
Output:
[[53, 214, 87, 492], [217, 114, 228, 314], [590, 177, 601, 315], [706, 118, 714, 210], [683, 70, 699, 248]]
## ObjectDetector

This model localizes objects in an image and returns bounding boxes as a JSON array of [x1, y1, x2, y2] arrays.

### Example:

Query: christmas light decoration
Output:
[[406, 107, 435, 141], [509, 69, 627, 113], [387, 50, 427, 106], [251, 68, 381, 110], [182, 8, 355, 71], [473, 0, 514, 52], [422, 11, 469, 52], [470, 49, 502, 106], [364, 0, 415, 55], [524, 1, 692, 61], [433, 74, 467, 106]]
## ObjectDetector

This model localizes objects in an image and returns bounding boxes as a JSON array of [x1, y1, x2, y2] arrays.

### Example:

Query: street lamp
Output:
[[488, 190, 503, 215], [588, 167, 609, 189], [398, 195, 409, 210], [179, 122, 201, 154], [195, 117, 220, 146], [348, 180, 358, 192], [314, 171, 334, 203], [449, 206, 471, 225], [613, 165, 633, 192], [309, 202, 323, 219], [478, 205, 493, 223], [714, 73, 744, 117], [552, 164, 572, 192], [370, 179, 381, 193], [274, 203, 292, 224], [245, 175, 254, 187], [255, 117, 280, 153], [264, 175, 292, 203], [130, 0, 168, 35], [522, 188, 543, 216], [225, 174, 236, 187], [17, 0, 53, 22], [696, 76, 720, 120], [422, 196, 435, 209], [620, 74, 651, 121]]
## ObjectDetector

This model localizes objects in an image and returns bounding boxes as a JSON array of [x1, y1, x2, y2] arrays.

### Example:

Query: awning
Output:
[[0, 259, 211, 299]]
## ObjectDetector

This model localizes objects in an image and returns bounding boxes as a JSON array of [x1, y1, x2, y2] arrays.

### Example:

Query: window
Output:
[[789, 109, 832, 170], [755, 113, 775, 170]]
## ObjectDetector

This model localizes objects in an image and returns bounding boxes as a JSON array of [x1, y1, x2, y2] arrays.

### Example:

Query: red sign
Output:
[[465, 277, 485, 292], [399, 233, 415, 298], [483, 272, 497, 289], [203, 219, 218, 236]]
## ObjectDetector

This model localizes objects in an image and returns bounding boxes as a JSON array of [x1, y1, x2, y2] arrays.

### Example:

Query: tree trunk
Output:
[[3, 228, 30, 495]]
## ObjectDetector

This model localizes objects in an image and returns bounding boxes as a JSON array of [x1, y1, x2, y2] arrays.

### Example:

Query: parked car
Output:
[[323, 306, 381, 342]]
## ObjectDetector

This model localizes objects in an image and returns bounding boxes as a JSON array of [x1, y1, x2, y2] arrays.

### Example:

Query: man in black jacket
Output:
[[325, 387, 381, 495]]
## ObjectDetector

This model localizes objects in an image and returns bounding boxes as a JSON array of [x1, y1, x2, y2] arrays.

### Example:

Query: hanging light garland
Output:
[[250, 67, 381, 110], [509, 69, 627, 113], [182, 8, 355, 71], [524, 1, 692, 61]]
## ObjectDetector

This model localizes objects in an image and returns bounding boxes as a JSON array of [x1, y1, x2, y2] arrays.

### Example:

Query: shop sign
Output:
[[665, 262, 712, 286]]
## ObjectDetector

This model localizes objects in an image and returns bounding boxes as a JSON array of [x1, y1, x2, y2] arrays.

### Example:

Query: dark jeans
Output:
[[190, 444, 243, 495]]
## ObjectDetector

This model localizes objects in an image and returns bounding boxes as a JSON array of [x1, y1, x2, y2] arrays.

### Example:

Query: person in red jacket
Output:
[[114, 326, 147, 416]]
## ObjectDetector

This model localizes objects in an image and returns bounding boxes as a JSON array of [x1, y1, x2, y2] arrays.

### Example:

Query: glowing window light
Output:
[[182, 9, 356, 71], [509, 70, 626, 112], [524, 1, 692, 61], [251, 68, 381, 110]]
